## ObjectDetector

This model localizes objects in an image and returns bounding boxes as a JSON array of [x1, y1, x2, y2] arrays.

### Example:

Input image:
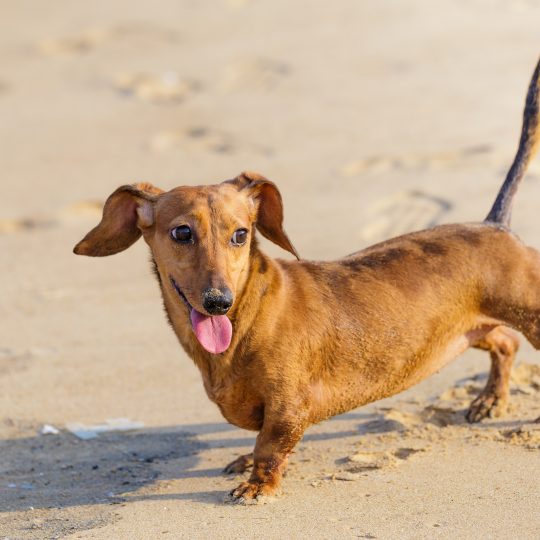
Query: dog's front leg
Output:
[[229, 415, 305, 502]]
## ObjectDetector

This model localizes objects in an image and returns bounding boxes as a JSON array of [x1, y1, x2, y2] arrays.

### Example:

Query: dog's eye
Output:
[[170, 225, 193, 244], [231, 228, 248, 246]]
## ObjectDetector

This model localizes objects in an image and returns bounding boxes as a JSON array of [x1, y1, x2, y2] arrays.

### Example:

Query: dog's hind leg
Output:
[[466, 326, 519, 423]]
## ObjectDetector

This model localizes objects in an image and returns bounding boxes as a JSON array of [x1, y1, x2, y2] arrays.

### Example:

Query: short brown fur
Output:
[[74, 58, 540, 502]]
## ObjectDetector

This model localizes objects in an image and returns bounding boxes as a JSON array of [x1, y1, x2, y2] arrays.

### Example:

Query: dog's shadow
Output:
[[1, 405, 533, 514], [0, 426, 212, 513], [0, 413, 384, 513]]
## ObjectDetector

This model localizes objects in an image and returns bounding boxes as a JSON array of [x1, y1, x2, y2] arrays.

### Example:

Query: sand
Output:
[[1, 1, 539, 538]]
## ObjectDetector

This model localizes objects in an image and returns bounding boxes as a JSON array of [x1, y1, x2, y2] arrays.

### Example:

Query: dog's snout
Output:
[[202, 287, 233, 315]]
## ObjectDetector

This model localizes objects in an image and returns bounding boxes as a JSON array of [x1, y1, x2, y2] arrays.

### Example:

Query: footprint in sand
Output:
[[343, 145, 540, 182], [333, 379, 539, 482], [220, 57, 290, 92], [149, 126, 234, 154], [149, 126, 273, 156], [342, 145, 493, 178], [60, 200, 103, 218], [334, 447, 427, 481], [37, 28, 107, 55], [114, 72, 200, 104], [419, 405, 467, 428], [358, 408, 421, 435], [108, 22, 180, 46], [371, 406, 465, 437], [0, 200, 103, 235], [36, 23, 180, 56], [357, 190, 452, 244], [439, 384, 482, 401], [340, 370, 540, 477], [436, 383, 484, 409], [0, 217, 56, 234], [380, 408, 426, 431], [0, 348, 29, 377], [511, 362, 540, 393], [500, 424, 540, 450], [0, 347, 56, 376]]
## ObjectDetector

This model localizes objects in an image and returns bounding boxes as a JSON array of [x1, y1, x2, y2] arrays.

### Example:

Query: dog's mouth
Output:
[[170, 277, 232, 355], [170, 277, 191, 309]]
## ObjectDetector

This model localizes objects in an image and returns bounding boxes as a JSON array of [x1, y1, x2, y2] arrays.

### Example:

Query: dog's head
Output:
[[74, 171, 298, 354]]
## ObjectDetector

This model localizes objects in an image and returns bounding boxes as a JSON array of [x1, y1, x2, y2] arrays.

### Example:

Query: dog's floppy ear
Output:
[[73, 183, 163, 257], [232, 171, 299, 259]]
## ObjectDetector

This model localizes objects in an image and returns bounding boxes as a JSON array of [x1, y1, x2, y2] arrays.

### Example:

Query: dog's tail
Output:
[[485, 57, 540, 226]]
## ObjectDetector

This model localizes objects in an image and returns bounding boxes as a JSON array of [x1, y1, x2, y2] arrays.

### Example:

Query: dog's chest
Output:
[[203, 376, 264, 431]]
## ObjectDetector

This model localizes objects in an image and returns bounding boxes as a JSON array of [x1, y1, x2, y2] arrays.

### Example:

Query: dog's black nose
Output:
[[202, 287, 233, 315]]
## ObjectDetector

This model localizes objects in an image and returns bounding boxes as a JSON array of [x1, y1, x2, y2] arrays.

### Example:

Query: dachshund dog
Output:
[[74, 58, 540, 502]]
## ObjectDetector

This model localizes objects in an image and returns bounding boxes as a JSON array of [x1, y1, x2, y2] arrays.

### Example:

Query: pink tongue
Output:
[[190, 309, 233, 354]]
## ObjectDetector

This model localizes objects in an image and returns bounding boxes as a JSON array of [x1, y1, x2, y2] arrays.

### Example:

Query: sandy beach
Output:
[[1, 1, 539, 538]]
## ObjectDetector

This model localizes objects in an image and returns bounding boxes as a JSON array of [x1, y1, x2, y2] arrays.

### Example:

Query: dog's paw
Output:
[[228, 481, 277, 504], [466, 394, 508, 423], [223, 453, 254, 474]]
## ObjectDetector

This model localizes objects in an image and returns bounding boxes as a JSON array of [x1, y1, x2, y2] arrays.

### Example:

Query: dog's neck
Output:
[[153, 242, 285, 398]]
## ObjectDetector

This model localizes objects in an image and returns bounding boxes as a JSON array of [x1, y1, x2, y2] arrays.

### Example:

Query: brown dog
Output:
[[74, 58, 540, 502]]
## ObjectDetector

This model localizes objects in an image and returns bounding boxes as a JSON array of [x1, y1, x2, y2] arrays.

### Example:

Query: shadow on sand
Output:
[[3, 404, 529, 515], [0, 426, 207, 513], [0, 412, 377, 514]]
